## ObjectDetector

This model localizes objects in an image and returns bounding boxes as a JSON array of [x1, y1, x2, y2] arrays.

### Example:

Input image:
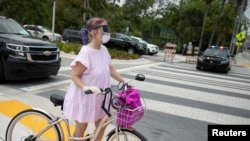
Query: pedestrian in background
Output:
[[63, 17, 124, 141], [182, 43, 187, 55]]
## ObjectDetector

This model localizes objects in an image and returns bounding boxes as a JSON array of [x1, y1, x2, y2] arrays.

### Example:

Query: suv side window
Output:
[[114, 33, 122, 39], [62, 29, 82, 44], [24, 25, 32, 30]]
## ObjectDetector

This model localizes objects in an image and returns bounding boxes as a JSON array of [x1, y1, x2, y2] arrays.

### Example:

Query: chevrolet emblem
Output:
[[43, 51, 52, 56]]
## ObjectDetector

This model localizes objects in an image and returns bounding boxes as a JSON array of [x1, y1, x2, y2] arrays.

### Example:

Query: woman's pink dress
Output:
[[63, 45, 111, 123]]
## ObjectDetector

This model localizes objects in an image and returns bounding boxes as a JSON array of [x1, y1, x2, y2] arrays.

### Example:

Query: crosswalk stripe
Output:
[[152, 65, 250, 83], [144, 98, 250, 124], [118, 62, 250, 125], [123, 72, 250, 111], [59, 66, 71, 71], [20, 80, 71, 92], [117, 62, 163, 73], [145, 99, 250, 124], [133, 67, 250, 92], [126, 71, 250, 96]]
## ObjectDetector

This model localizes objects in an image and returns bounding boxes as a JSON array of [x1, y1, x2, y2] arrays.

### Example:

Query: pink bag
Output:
[[116, 88, 145, 127], [117, 88, 142, 108]]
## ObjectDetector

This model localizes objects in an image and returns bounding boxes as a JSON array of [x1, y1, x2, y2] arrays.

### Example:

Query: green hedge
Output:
[[55, 42, 140, 59]]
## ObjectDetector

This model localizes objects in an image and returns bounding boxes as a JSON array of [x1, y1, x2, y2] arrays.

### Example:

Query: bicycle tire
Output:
[[5, 109, 62, 141], [106, 128, 148, 141]]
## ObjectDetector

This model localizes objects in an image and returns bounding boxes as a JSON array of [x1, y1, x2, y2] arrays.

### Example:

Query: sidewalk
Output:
[[60, 51, 154, 65], [233, 51, 250, 68]]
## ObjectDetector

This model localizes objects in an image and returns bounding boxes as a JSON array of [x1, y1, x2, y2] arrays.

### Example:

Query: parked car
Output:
[[104, 33, 147, 55], [0, 16, 61, 82], [62, 29, 82, 44], [130, 36, 159, 55], [196, 46, 232, 73], [23, 24, 62, 41]]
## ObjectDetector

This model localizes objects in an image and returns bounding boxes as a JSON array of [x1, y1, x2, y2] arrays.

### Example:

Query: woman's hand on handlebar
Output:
[[82, 86, 102, 94]]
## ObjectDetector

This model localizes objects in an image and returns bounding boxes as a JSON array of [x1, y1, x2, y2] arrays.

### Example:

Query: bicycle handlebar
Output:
[[84, 88, 109, 95], [83, 74, 145, 117]]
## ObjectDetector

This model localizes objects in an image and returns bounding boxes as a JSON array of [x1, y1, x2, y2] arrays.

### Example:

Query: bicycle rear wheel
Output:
[[5, 109, 62, 141], [106, 129, 148, 141]]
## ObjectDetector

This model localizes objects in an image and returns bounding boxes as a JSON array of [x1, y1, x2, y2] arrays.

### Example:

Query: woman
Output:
[[63, 17, 124, 141]]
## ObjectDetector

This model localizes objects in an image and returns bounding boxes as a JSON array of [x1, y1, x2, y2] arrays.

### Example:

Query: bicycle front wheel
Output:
[[106, 129, 148, 141], [5, 109, 62, 141]]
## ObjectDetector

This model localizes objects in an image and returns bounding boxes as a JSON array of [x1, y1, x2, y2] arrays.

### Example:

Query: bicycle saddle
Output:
[[50, 94, 64, 110]]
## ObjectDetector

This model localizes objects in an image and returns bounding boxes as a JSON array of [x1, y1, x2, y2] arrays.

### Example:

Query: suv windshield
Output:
[[123, 34, 133, 41], [203, 47, 228, 57], [38, 26, 52, 33], [0, 18, 30, 35], [114, 33, 133, 41], [138, 38, 148, 44]]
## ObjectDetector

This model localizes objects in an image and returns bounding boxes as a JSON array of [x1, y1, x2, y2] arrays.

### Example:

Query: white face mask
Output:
[[102, 33, 111, 43]]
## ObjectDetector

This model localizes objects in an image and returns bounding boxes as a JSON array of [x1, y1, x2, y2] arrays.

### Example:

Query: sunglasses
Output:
[[92, 25, 110, 34]]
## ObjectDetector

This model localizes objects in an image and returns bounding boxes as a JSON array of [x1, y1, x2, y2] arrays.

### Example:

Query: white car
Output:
[[130, 36, 159, 55], [23, 25, 62, 41]]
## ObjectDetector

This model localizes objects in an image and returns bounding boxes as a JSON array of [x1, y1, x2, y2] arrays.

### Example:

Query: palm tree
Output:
[[198, 0, 213, 51], [207, 0, 226, 48], [178, 0, 184, 51]]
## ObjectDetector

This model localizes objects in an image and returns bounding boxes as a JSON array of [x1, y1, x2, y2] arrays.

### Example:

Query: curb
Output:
[[60, 51, 76, 59], [60, 51, 154, 65], [111, 58, 154, 65], [242, 62, 250, 67]]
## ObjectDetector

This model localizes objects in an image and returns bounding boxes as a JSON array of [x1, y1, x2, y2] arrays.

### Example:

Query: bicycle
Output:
[[5, 74, 148, 141]]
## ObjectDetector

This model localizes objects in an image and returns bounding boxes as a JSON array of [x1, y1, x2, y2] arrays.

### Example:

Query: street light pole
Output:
[[52, 0, 56, 42]]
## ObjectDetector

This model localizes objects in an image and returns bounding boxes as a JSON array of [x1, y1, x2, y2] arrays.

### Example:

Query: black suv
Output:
[[104, 33, 147, 55], [196, 46, 232, 73], [62, 31, 147, 55], [0, 16, 61, 82], [62, 29, 82, 44]]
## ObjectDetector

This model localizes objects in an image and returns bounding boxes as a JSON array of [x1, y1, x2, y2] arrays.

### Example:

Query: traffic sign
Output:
[[235, 41, 242, 47], [236, 31, 246, 41]]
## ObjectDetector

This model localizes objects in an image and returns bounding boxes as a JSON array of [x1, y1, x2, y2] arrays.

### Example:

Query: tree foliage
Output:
[[0, 0, 243, 51]]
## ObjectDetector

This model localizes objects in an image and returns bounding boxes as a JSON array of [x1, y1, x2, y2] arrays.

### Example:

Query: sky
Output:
[[245, 9, 250, 19], [245, 0, 250, 19], [246, 0, 250, 34]]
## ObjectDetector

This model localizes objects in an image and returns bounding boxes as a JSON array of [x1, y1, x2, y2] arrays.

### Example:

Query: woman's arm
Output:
[[110, 65, 123, 82], [71, 61, 87, 89]]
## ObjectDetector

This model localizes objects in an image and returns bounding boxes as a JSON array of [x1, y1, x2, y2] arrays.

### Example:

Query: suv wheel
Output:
[[223, 67, 229, 73], [43, 36, 49, 41], [196, 65, 201, 70], [127, 47, 135, 55], [0, 59, 4, 83], [145, 49, 149, 55], [224, 69, 229, 73]]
